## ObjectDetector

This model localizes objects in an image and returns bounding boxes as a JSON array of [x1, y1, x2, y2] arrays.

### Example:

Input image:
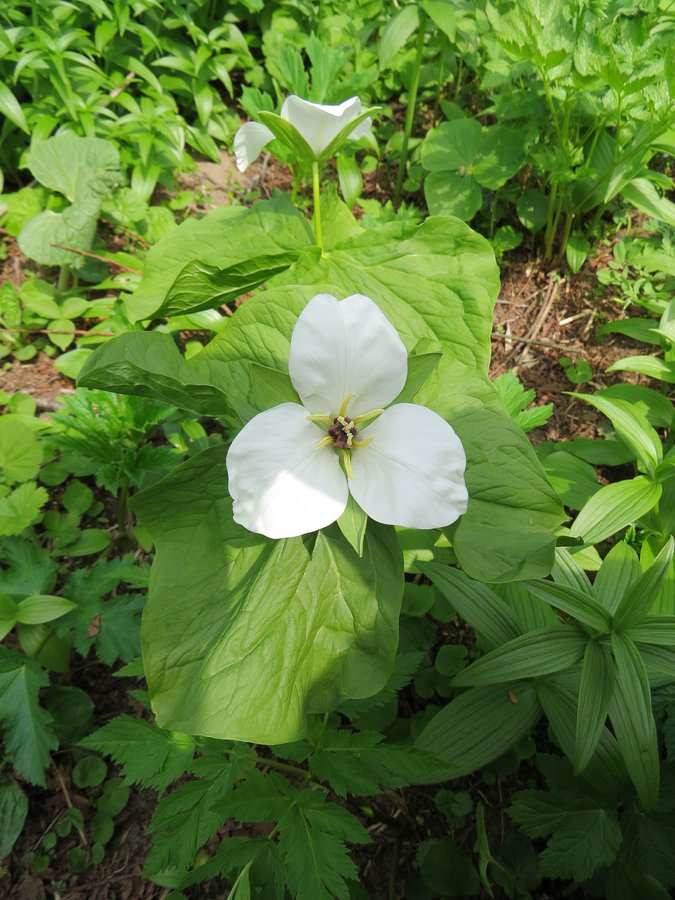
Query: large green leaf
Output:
[[82, 208, 563, 582], [452, 626, 587, 686], [0, 647, 57, 785], [125, 194, 313, 322], [131, 445, 403, 743], [609, 633, 659, 809], [414, 681, 541, 780], [25, 134, 120, 204], [575, 640, 615, 775], [570, 477, 662, 544]]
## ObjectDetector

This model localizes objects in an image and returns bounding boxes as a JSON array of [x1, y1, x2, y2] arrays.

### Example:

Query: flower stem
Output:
[[312, 160, 323, 251], [394, 9, 427, 208]]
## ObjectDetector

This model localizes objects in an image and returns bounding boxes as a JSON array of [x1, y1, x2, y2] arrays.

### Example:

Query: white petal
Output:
[[349, 403, 468, 529], [348, 116, 372, 142], [233, 121, 275, 171], [226, 403, 348, 538], [288, 293, 408, 418], [280, 96, 362, 156]]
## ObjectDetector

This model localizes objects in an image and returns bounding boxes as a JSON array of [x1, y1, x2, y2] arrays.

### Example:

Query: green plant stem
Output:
[[394, 10, 428, 207], [433, 34, 447, 126], [312, 160, 323, 251], [57, 263, 71, 295]]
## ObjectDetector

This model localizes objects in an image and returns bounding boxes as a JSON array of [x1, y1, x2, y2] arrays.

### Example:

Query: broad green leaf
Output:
[[606, 355, 675, 384], [542, 450, 599, 510], [16, 595, 76, 625], [575, 640, 615, 775], [551, 548, 594, 597], [522, 581, 611, 633], [612, 537, 675, 631], [609, 633, 659, 809], [570, 393, 662, 474], [536, 675, 628, 794], [379, 4, 421, 69], [472, 125, 525, 190], [624, 617, 675, 645], [622, 178, 675, 228], [0, 418, 42, 484], [157, 252, 306, 318], [83, 209, 562, 582], [421, 119, 482, 172], [0, 482, 48, 536], [0, 780, 28, 857], [78, 332, 234, 417], [132, 445, 403, 743], [124, 196, 313, 322], [0, 646, 57, 785], [250, 363, 301, 413], [593, 542, 642, 615], [424, 1, 457, 41], [26, 135, 120, 204], [452, 626, 586, 686], [414, 682, 541, 780], [419, 563, 522, 650], [424, 171, 482, 220], [18, 197, 102, 269], [0, 83, 29, 134], [569, 477, 662, 544]]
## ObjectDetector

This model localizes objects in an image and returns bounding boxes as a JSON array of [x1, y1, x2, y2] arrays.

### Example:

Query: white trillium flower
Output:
[[226, 293, 469, 539], [234, 95, 372, 172]]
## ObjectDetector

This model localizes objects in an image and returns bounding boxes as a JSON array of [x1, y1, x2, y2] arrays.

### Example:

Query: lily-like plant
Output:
[[226, 293, 468, 539], [234, 96, 374, 249]]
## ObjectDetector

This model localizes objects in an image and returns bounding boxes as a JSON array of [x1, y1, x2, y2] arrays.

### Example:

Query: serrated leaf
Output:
[[80, 715, 196, 793], [0, 779, 28, 856], [0, 482, 48, 536], [0, 647, 57, 785], [539, 808, 622, 881], [0, 418, 42, 484], [144, 760, 239, 875]]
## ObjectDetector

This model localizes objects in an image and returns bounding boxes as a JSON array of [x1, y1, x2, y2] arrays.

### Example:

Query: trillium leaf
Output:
[[123, 195, 313, 322], [131, 445, 403, 743], [159, 251, 306, 318]]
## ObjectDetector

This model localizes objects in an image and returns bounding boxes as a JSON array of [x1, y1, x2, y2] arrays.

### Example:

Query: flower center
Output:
[[328, 415, 358, 449], [307, 393, 384, 479]]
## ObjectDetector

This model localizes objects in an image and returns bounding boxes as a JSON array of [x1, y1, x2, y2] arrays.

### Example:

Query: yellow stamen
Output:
[[338, 392, 356, 418], [340, 448, 354, 480], [315, 435, 334, 450], [353, 408, 384, 425], [336, 415, 356, 447], [352, 436, 374, 449], [306, 413, 332, 426]]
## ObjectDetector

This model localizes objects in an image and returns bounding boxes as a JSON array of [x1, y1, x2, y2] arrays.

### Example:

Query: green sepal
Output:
[[318, 107, 380, 161], [257, 112, 316, 163], [336, 494, 368, 557]]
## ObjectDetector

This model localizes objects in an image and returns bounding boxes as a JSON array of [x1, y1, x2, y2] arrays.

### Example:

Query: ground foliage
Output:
[[1, 1, 675, 899]]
